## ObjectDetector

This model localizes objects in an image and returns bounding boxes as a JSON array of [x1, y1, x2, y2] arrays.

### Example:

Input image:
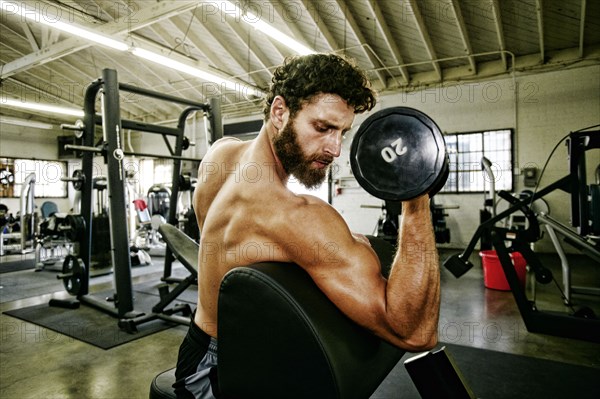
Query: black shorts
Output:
[[173, 320, 221, 399]]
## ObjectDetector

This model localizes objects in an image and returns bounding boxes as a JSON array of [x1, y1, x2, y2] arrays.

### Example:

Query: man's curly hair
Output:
[[263, 53, 377, 120]]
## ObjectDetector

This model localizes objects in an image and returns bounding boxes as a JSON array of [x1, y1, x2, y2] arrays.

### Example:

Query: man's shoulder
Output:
[[209, 137, 246, 156], [200, 137, 250, 169], [278, 194, 347, 236], [214, 136, 243, 146]]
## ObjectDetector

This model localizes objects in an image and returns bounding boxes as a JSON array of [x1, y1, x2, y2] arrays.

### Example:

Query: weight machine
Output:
[[51, 69, 222, 329], [0, 173, 36, 256], [444, 129, 600, 343]]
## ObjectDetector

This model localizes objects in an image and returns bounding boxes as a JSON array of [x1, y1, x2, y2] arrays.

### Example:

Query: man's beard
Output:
[[273, 121, 332, 189]]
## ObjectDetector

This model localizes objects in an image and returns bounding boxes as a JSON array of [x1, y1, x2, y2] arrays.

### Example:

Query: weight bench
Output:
[[119, 224, 199, 332], [150, 236, 408, 398]]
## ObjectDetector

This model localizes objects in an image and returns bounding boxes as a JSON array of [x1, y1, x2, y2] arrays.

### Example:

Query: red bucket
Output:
[[479, 250, 527, 291]]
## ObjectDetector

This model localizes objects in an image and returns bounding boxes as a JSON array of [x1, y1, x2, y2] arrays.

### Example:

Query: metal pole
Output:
[[78, 79, 102, 296], [63, 144, 201, 163], [102, 69, 135, 318]]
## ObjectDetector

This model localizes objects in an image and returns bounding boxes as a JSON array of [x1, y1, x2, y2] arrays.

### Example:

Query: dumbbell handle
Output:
[[56, 272, 74, 280]]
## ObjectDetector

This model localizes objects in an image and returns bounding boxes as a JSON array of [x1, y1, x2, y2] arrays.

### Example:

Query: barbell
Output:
[[350, 107, 449, 201], [61, 169, 85, 191]]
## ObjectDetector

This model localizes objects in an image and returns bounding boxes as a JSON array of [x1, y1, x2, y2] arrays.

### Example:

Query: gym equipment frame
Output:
[[0, 173, 36, 255], [444, 130, 600, 343], [52, 69, 222, 327]]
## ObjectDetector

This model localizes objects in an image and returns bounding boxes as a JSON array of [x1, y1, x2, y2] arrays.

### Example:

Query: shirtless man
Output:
[[173, 53, 440, 399]]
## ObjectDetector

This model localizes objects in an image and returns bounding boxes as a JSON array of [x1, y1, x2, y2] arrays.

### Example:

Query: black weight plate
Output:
[[350, 107, 446, 201], [428, 153, 450, 198], [62, 255, 85, 295], [72, 169, 84, 191], [64, 214, 86, 242]]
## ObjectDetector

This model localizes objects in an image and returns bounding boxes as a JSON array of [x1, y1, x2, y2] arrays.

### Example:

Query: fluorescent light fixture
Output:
[[131, 48, 233, 85], [0, 0, 268, 97], [219, 1, 316, 55], [0, 115, 53, 129], [0, 0, 128, 51], [2, 98, 84, 117], [131, 47, 263, 97]]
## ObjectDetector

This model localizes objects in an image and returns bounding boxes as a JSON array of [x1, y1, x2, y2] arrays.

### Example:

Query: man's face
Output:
[[273, 93, 355, 189]]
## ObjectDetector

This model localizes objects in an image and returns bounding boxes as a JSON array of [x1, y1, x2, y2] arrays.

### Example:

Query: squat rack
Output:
[[54, 68, 222, 322]]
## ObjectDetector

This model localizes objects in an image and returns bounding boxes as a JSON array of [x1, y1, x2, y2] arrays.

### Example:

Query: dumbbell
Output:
[[350, 106, 449, 201]]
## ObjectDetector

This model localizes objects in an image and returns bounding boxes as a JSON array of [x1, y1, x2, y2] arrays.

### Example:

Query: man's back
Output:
[[192, 134, 316, 336]]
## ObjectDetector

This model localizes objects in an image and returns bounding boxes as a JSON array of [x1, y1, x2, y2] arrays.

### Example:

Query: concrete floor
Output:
[[0, 248, 599, 398]]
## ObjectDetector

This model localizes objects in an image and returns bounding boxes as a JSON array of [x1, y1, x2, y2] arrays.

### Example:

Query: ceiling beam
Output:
[[535, 0, 545, 63], [365, 0, 409, 85], [299, 0, 338, 51], [0, 38, 89, 110], [579, 0, 587, 58], [130, 33, 263, 98], [40, 25, 49, 49], [88, 0, 112, 20], [187, 12, 270, 89], [21, 22, 39, 52], [92, 48, 177, 121], [142, 21, 229, 104], [169, 15, 222, 69], [3, 75, 81, 111], [300, 0, 340, 51], [2, 35, 93, 112], [225, 20, 276, 81], [50, 50, 165, 121], [48, 29, 61, 46], [333, 0, 388, 87], [271, 2, 314, 52], [0, 0, 200, 79], [156, 18, 243, 102], [449, 0, 476, 74], [490, 0, 508, 70], [139, 25, 191, 89], [406, 0, 442, 80]]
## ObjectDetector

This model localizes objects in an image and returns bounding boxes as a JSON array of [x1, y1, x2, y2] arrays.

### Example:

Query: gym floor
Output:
[[1, 248, 599, 398]]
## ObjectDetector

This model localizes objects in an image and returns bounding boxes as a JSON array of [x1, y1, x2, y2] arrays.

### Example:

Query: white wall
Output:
[[332, 64, 600, 253], [2, 64, 598, 254]]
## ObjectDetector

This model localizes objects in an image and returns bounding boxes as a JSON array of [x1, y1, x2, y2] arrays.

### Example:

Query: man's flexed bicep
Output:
[[282, 195, 440, 352]]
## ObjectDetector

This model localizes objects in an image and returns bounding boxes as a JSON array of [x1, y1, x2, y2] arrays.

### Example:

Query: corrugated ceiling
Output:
[[0, 0, 599, 126]]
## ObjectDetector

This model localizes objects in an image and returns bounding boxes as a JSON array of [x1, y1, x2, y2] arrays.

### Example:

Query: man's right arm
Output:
[[384, 195, 440, 349], [283, 195, 440, 351]]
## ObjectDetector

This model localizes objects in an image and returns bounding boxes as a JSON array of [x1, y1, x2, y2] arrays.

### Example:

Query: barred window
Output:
[[9, 159, 68, 198], [442, 129, 513, 193]]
